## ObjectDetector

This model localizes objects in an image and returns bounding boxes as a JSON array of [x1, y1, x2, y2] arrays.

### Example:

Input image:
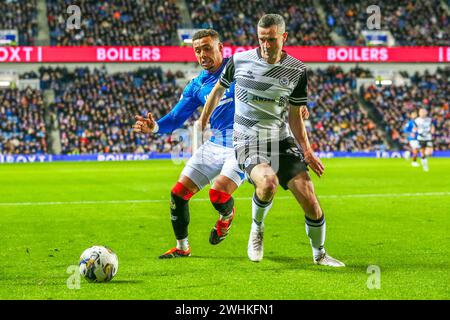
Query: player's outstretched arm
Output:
[[133, 80, 202, 135], [288, 104, 324, 177], [133, 112, 156, 134], [198, 81, 226, 130]]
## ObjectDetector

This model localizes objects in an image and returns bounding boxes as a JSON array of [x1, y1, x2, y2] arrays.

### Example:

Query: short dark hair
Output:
[[258, 14, 285, 32], [192, 29, 220, 42]]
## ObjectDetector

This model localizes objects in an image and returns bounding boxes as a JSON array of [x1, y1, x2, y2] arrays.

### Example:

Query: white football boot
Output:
[[314, 252, 346, 267], [411, 161, 420, 167], [248, 226, 264, 262]]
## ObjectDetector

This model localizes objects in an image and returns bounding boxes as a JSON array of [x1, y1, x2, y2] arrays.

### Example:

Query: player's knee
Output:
[[256, 176, 278, 201], [209, 189, 234, 214], [212, 176, 236, 195], [171, 182, 195, 201]]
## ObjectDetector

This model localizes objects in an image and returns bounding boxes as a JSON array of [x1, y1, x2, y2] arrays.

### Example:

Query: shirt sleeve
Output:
[[156, 80, 200, 134], [403, 121, 411, 133], [289, 69, 308, 107], [219, 57, 235, 89]]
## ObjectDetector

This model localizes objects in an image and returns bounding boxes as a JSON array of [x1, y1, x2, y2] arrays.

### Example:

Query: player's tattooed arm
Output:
[[288, 104, 324, 177], [198, 81, 226, 130]]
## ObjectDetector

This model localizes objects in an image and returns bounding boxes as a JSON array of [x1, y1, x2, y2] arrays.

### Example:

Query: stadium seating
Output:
[[2, 1, 449, 46], [46, 0, 181, 46], [47, 66, 386, 154], [361, 67, 450, 150], [2, 64, 448, 155], [186, 0, 334, 46], [307, 66, 385, 152], [1, 1, 448, 155], [0, 0, 38, 45], [321, 0, 449, 46], [50, 66, 186, 154], [1, 66, 393, 155], [0, 88, 48, 154]]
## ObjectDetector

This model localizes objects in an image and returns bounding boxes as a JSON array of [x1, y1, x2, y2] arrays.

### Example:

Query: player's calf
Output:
[[170, 181, 195, 250], [209, 189, 235, 245]]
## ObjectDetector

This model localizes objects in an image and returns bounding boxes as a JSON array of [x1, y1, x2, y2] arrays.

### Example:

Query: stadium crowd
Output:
[[307, 66, 385, 152], [3, 0, 449, 46], [46, 0, 181, 46], [0, 88, 47, 155], [321, 0, 449, 46], [1, 66, 398, 155], [362, 67, 449, 150], [50, 66, 185, 154], [186, 0, 334, 46], [0, 0, 38, 45], [1, 65, 448, 155]]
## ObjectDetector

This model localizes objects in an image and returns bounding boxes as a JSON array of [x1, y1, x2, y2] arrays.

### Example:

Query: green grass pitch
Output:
[[0, 158, 449, 300]]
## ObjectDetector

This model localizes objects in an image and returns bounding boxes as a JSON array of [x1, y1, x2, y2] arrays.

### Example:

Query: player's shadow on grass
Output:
[[266, 256, 369, 273], [187, 255, 249, 262], [111, 280, 144, 284], [265, 256, 310, 268]]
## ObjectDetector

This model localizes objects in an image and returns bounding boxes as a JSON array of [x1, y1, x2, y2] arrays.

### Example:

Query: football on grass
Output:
[[79, 245, 118, 283]]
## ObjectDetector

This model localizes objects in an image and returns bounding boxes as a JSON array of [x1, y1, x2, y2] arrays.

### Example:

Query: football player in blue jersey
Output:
[[133, 29, 244, 258], [404, 111, 420, 167]]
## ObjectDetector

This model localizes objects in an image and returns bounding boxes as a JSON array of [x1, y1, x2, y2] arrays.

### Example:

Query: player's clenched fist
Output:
[[300, 106, 309, 120], [133, 112, 156, 134], [304, 148, 325, 177]]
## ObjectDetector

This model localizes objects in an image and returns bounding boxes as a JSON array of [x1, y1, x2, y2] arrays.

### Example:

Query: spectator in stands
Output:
[[46, 0, 181, 46], [5, 66, 446, 155], [186, 0, 334, 46], [0, 0, 38, 45], [51, 66, 187, 154], [0, 88, 47, 154], [362, 67, 449, 150], [306, 66, 385, 152], [322, 0, 449, 46]]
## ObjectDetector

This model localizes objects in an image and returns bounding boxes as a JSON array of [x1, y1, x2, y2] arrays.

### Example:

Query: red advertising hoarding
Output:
[[0, 46, 448, 63]]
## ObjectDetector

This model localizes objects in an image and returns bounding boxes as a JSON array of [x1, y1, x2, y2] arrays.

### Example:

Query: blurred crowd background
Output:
[[0, 0, 448, 155]]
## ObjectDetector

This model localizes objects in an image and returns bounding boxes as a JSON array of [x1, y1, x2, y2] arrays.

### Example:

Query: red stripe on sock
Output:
[[171, 182, 194, 200], [209, 189, 231, 204]]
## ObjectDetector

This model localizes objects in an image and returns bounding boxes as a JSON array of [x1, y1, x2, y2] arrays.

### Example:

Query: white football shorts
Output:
[[181, 140, 245, 190]]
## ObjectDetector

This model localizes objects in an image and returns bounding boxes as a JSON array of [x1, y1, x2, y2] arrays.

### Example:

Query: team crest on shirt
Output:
[[279, 76, 290, 87]]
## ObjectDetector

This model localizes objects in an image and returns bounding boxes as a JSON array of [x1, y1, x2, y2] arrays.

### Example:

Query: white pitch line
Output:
[[0, 192, 449, 207]]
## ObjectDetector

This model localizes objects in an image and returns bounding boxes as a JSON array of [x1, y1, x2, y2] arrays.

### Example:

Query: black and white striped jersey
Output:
[[219, 48, 307, 147], [414, 117, 433, 141]]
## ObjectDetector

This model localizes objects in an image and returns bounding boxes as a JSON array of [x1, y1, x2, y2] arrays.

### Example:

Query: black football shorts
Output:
[[418, 140, 433, 148], [235, 136, 308, 190]]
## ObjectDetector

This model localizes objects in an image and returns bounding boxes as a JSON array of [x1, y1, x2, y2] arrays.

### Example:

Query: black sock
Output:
[[170, 192, 190, 240], [211, 197, 234, 217]]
